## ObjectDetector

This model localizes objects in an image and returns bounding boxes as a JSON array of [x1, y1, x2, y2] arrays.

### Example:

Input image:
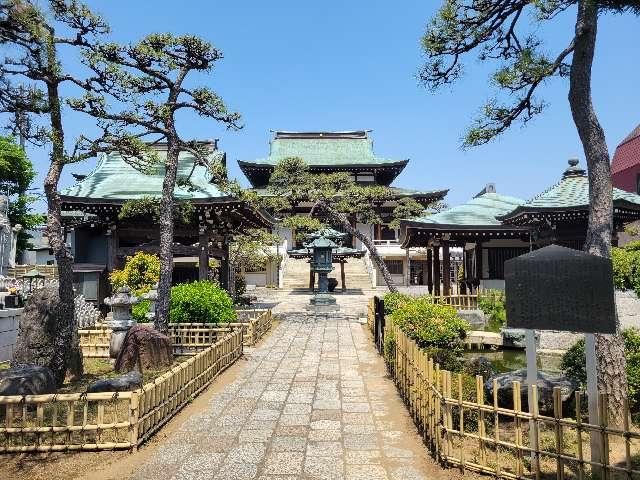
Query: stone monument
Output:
[[0, 195, 21, 276]]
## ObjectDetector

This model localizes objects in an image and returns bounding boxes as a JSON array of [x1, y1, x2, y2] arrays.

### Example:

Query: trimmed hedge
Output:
[[169, 281, 236, 324], [561, 328, 640, 416]]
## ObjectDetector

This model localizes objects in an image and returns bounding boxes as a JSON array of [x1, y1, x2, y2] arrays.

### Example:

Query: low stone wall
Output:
[[0, 308, 22, 362], [617, 290, 640, 329]]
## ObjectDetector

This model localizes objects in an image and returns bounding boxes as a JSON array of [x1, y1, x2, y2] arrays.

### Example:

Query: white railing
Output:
[[373, 239, 400, 246], [362, 248, 377, 288]]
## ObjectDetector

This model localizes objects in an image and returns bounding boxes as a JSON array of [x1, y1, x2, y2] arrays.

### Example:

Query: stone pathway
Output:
[[133, 313, 431, 480]]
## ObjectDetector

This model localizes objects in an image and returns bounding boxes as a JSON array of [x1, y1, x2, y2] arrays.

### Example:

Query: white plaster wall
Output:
[[0, 307, 22, 362], [245, 272, 267, 287]]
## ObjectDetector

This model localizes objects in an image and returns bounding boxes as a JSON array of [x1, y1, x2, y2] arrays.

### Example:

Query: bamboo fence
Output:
[[0, 329, 242, 453], [79, 309, 273, 357], [379, 318, 640, 480]]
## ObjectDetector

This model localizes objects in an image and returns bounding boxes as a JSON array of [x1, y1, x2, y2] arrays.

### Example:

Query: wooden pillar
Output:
[[220, 238, 230, 292], [309, 266, 314, 292], [405, 248, 410, 287], [475, 241, 483, 291], [340, 260, 346, 292], [426, 247, 433, 294], [442, 241, 451, 296], [198, 231, 209, 281], [433, 245, 441, 296], [106, 225, 118, 272]]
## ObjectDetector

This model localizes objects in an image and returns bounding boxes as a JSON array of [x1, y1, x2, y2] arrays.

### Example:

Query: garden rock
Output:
[[86, 369, 142, 393], [485, 369, 576, 413], [114, 325, 172, 373], [464, 356, 495, 380], [12, 287, 62, 381], [0, 364, 56, 396], [458, 310, 486, 330]]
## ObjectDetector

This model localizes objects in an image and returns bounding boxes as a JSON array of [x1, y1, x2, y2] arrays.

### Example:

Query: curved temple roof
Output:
[[499, 159, 640, 224], [62, 149, 226, 201]]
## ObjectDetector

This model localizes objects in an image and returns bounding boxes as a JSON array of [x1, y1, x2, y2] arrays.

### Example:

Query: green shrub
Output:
[[169, 281, 237, 324], [561, 328, 640, 415], [234, 275, 247, 303], [109, 252, 161, 322], [388, 296, 469, 350], [382, 292, 413, 315], [478, 289, 506, 332], [611, 243, 640, 296]]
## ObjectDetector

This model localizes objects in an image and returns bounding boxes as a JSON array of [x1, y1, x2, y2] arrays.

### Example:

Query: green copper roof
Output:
[[241, 131, 405, 167], [62, 149, 226, 201], [498, 159, 640, 221], [410, 192, 525, 226]]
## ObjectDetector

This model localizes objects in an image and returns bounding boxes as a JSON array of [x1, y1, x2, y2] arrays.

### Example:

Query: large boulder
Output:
[[12, 287, 67, 384], [485, 369, 576, 413], [0, 364, 56, 396], [86, 369, 142, 393], [114, 325, 172, 373]]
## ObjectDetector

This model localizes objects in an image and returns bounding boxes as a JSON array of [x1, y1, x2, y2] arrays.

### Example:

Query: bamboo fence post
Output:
[[553, 387, 564, 480], [575, 392, 585, 480], [444, 371, 453, 460], [513, 380, 524, 477], [493, 378, 501, 479], [458, 373, 465, 473], [530, 385, 541, 480], [599, 393, 609, 480], [476, 374, 487, 467]]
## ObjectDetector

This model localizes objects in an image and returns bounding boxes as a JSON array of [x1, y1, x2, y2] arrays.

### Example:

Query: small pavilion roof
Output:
[[399, 189, 529, 248], [499, 159, 640, 225], [287, 246, 366, 260]]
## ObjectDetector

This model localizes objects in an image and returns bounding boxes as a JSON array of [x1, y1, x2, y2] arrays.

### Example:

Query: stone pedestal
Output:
[[105, 286, 139, 359]]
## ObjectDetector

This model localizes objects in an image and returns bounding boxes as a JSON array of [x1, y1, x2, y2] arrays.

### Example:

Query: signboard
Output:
[[504, 244, 616, 334]]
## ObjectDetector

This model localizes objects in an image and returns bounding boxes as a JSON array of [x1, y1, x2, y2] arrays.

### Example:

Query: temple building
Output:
[[60, 141, 274, 305], [612, 123, 640, 245], [238, 130, 449, 288], [401, 159, 640, 293]]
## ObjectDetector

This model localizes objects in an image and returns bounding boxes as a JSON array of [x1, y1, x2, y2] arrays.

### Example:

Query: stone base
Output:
[[306, 303, 341, 313], [110, 330, 128, 359], [309, 293, 337, 306]]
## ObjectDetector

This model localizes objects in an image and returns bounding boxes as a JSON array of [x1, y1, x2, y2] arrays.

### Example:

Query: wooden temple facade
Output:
[[400, 159, 640, 294], [238, 131, 448, 287], [60, 142, 273, 305]]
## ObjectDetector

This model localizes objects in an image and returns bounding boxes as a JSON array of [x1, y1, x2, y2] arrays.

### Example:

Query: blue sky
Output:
[[24, 1, 639, 209]]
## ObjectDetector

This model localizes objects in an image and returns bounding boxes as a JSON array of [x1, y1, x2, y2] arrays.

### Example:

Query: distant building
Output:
[[18, 226, 56, 266], [612, 124, 640, 195], [612, 124, 640, 245]]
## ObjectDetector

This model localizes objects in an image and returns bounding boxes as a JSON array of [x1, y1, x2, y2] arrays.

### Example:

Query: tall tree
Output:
[[266, 157, 436, 291], [71, 33, 241, 331], [0, 135, 44, 259], [0, 0, 110, 383], [419, 0, 640, 422]]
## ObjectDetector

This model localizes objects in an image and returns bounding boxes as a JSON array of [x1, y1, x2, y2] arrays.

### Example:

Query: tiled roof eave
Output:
[[238, 159, 409, 169], [498, 200, 640, 224], [399, 222, 530, 249]]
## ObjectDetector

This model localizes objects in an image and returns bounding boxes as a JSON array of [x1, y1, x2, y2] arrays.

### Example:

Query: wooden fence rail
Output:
[[0, 329, 242, 453], [368, 300, 640, 480], [79, 309, 273, 358]]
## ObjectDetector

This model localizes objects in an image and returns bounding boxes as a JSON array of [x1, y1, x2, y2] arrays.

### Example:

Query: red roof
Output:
[[612, 123, 640, 175]]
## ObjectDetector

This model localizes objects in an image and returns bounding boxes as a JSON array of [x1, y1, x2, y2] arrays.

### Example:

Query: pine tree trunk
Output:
[[155, 142, 180, 332], [42, 41, 82, 383], [324, 206, 398, 292], [569, 0, 626, 425]]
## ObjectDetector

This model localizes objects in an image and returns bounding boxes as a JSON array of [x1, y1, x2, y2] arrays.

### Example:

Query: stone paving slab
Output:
[[131, 312, 431, 480]]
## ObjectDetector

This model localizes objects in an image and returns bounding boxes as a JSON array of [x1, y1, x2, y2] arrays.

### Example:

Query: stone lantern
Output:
[[142, 283, 159, 322], [104, 285, 139, 358], [307, 235, 339, 311]]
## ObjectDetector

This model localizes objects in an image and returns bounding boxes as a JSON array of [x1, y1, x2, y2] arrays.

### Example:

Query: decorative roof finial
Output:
[[563, 157, 586, 178]]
